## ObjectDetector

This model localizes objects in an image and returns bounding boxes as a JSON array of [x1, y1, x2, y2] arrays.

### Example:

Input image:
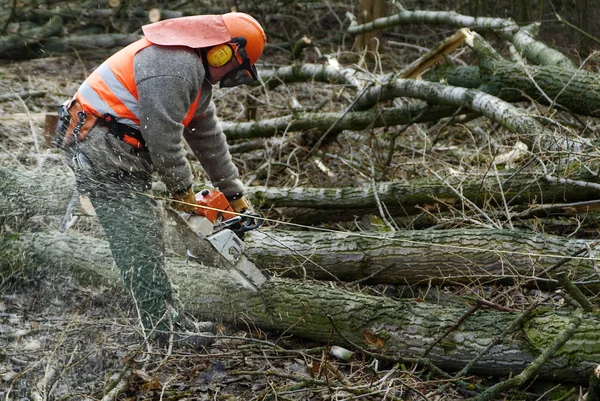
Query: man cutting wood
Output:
[[53, 12, 266, 348]]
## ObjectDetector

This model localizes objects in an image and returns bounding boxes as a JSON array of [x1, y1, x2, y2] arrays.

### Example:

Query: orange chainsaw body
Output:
[[194, 189, 236, 223]]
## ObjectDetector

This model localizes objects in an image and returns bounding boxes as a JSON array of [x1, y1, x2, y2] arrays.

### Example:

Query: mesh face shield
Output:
[[219, 37, 258, 88]]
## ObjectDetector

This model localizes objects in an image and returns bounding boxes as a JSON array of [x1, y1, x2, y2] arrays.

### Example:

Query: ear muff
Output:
[[206, 44, 233, 67]]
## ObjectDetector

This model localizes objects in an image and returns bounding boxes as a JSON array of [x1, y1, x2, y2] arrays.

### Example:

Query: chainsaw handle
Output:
[[235, 212, 263, 234]]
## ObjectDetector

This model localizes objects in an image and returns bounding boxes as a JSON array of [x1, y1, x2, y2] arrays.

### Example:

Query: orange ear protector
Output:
[[206, 44, 234, 67]]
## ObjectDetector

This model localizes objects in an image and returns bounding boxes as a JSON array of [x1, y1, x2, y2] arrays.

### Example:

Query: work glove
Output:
[[229, 195, 252, 214], [171, 186, 198, 214]]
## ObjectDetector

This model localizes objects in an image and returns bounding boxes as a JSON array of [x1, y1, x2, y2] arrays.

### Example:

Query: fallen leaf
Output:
[[363, 330, 384, 349]]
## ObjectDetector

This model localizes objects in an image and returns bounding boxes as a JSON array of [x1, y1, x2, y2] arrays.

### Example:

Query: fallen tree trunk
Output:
[[244, 229, 599, 289], [3, 165, 600, 225], [249, 171, 600, 217], [467, 30, 600, 119], [40, 33, 139, 53], [1, 229, 597, 382]]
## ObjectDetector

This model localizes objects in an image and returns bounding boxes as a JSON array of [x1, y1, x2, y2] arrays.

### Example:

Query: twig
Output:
[[14, 92, 44, 171], [59, 189, 79, 233], [454, 296, 543, 380], [476, 298, 519, 312], [555, 13, 600, 45], [0, 90, 46, 103], [555, 271, 594, 312], [370, 162, 397, 232], [429, 169, 502, 229], [544, 174, 600, 191], [302, 83, 373, 162], [348, 264, 393, 286]]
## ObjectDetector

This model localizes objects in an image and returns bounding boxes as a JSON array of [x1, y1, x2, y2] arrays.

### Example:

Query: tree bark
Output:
[[1, 229, 598, 382], [354, 0, 387, 52]]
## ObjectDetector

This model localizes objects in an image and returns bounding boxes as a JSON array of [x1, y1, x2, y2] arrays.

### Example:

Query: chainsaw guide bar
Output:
[[165, 208, 268, 292]]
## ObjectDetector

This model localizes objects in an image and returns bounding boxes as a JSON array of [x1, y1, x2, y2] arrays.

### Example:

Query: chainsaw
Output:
[[165, 189, 268, 292]]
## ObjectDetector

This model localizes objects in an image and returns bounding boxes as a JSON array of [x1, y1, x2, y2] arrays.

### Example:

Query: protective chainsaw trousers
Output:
[[56, 123, 178, 336]]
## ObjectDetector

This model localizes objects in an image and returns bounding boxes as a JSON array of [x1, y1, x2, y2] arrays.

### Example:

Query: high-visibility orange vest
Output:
[[75, 38, 201, 129]]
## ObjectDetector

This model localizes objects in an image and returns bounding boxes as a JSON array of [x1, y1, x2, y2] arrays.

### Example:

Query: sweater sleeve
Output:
[[184, 96, 245, 199], [134, 45, 201, 194]]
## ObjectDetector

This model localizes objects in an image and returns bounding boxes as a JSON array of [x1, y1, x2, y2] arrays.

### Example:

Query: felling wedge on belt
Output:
[[165, 189, 268, 292]]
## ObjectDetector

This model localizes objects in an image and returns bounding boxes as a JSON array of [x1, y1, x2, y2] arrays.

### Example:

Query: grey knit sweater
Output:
[[133, 44, 244, 198]]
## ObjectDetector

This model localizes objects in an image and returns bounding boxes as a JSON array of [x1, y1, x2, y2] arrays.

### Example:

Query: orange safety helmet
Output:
[[221, 12, 266, 66], [142, 13, 266, 65]]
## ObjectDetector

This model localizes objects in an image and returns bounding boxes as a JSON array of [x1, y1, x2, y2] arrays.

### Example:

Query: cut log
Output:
[[1, 229, 598, 382]]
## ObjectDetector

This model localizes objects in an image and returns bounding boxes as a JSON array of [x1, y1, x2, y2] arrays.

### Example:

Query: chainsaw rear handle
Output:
[[217, 212, 262, 238], [237, 212, 263, 233]]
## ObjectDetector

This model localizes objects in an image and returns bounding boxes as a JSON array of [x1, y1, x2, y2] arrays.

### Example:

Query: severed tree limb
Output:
[[221, 103, 460, 140], [352, 77, 550, 145], [1, 229, 599, 382], [347, 9, 575, 68], [400, 28, 470, 79]]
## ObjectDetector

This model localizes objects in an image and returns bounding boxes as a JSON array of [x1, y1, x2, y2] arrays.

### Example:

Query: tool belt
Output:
[[56, 101, 146, 149]]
